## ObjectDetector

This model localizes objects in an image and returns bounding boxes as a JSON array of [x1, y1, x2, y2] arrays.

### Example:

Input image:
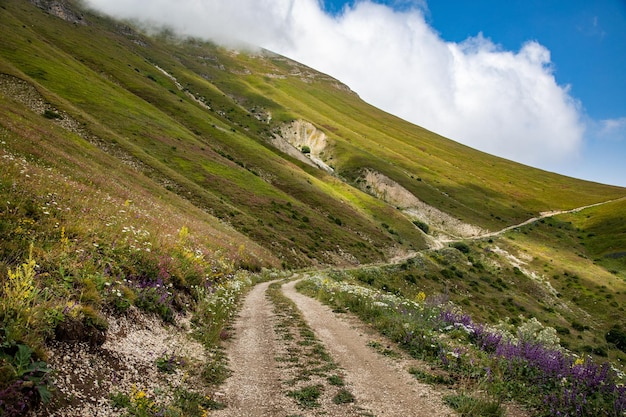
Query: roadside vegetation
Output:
[[298, 273, 626, 416], [0, 133, 261, 415]]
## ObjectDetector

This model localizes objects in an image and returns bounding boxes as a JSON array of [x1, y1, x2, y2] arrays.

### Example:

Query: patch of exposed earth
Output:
[[32, 308, 208, 416]]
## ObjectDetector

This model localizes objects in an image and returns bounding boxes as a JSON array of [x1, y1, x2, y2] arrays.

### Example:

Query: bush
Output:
[[412, 220, 429, 234], [606, 326, 626, 352], [42, 109, 62, 120], [451, 242, 470, 254]]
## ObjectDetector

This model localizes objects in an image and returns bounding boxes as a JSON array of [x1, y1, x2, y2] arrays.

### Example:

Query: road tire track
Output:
[[281, 280, 454, 417], [211, 281, 295, 417]]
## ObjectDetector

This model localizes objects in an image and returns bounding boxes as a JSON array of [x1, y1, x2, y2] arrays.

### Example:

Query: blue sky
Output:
[[86, 0, 626, 187], [322, 0, 626, 120], [424, 0, 626, 121], [320, 0, 626, 186]]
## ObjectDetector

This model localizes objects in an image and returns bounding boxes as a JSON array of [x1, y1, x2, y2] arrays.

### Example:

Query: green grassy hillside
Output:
[[1, 0, 624, 269]]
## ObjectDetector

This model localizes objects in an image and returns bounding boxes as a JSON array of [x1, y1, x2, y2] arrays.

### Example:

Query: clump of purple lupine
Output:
[[439, 309, 626, 416], [0, 379, 37, 417], [440, 309, 473, 327], [134, 276, 177, 323]]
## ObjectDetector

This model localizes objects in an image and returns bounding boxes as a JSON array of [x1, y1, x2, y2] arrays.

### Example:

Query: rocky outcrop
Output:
[[360, 169, 487, 242], [271, 120, 334, 173], [29, 0, 86, 25]]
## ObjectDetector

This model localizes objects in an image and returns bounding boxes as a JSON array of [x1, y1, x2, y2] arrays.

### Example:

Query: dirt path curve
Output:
[[212, 281, 294, 417], [438, 196, 626, 245], [282, 280, 454, 417]]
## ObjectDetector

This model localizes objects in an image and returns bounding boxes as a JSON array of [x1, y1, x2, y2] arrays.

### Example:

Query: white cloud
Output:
[[596, 117, 626, 141], [84, 0, 587, 173]]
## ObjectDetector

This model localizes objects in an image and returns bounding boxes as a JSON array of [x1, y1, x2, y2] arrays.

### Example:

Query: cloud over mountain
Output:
[[85, 0, 585, 172]]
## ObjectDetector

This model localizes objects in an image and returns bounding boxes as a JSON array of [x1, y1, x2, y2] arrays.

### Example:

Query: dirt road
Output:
[[213, 279, 454, 416], [211, 281, 296, 417]]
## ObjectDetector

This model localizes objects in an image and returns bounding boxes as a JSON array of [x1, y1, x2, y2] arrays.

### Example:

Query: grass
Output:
[[0, 0, 624, 414], [110, 386, 225, 417], [2, 0, 624, 271], [287, 385, 323, 409], [327, 374, 345, 386], [0, 0, 411, 269], [267, 281, 358, 410], [299, 272, 626, 416], [367, 340, 402, 358], [408, 367, 454, 385], [443, 393, 503, 417], [332, 388, 356, 404]]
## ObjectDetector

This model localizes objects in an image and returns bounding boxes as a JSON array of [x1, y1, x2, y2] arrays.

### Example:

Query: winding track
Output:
[[214, 280, 454, 417], [433, 196, 626, 246]]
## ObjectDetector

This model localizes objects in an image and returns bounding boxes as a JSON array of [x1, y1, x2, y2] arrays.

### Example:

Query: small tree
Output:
[[301, 145, 311, 154], [412, 220, 429, 234], [451, 242, 470, 253]]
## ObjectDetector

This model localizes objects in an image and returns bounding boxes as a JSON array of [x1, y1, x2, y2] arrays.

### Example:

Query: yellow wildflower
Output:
[[133, 390, 146, 400], [60, 226, 69, 248]]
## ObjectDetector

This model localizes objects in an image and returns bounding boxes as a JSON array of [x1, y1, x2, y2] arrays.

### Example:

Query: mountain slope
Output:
[[1, 0, 624, 269], [0, 0, 624, 348], [1, 1, 626, 415]]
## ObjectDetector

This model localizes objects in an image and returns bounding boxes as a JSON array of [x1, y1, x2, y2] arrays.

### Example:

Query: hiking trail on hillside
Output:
[[436, 196, 626, 245], [212, 279, 455, 417]]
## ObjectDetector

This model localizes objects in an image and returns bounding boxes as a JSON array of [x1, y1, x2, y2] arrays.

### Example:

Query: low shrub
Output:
[[412, 220, 430, 234], [451, 242, 470, 254]]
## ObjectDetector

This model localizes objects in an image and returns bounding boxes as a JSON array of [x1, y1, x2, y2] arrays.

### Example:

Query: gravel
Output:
[[32, 307, 207, 416]]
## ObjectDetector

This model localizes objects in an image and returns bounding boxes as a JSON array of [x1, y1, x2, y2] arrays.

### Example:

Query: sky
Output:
[[83, 0, 626, 187]]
